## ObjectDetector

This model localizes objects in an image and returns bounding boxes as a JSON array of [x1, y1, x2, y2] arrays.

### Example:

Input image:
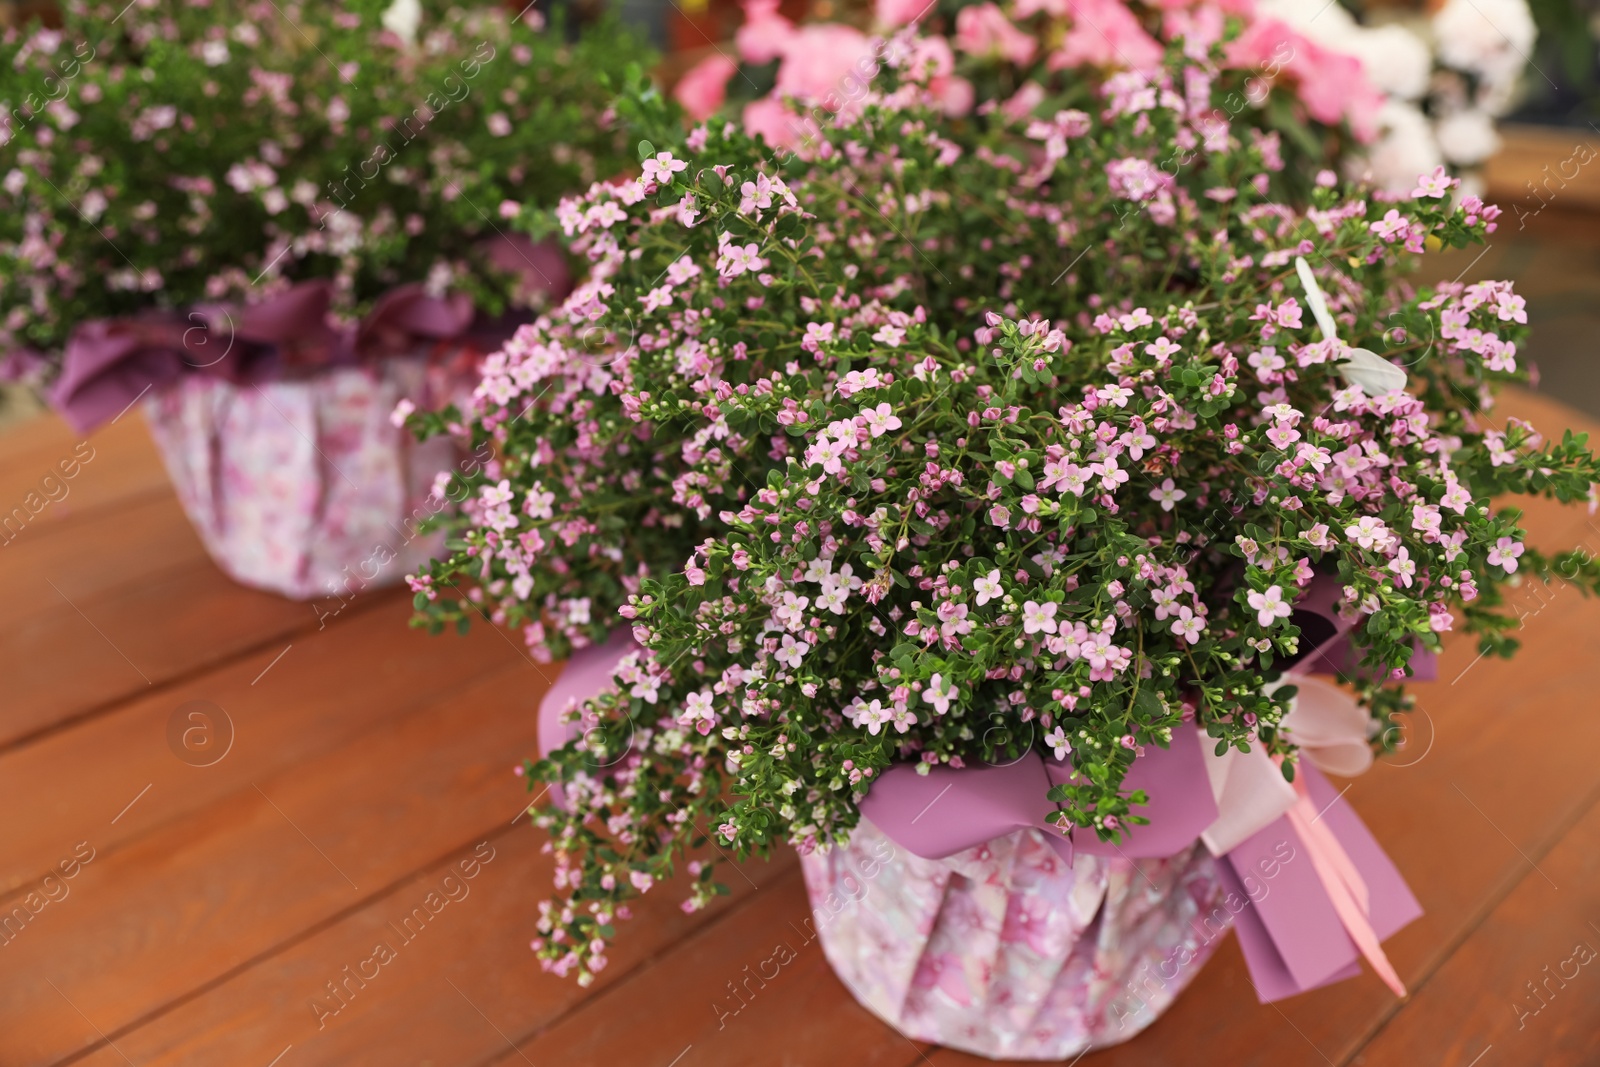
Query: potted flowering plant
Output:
[[404, 34, 1599, 1059], [0, 0, 648, 597]]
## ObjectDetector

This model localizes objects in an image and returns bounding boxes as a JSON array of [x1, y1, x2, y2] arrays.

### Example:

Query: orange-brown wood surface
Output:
[[1, 394, 1597, 1067]]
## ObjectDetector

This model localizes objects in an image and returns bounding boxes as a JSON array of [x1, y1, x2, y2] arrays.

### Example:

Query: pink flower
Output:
[[1021, 600, 1058, 634], [923, 673, 960, 714], [1488, 537, 1524, 573], [1387, 547, 1416, 588], [876, 0, 931, 28], [673, 54, 737, 121], [1051, 0, 1164, 71], [736, 0, 795, 63], [1370, 209, 1410, 243], [641, 151, 688, 185], [1412, 165, 1456, 199], [954, 4, 1036, 66], [679, 689, 717, 733], [1001, 82, 1046, 122], [861, 402, 902, 437], [903, 36, 975, 116], [774, 24, 873, 105], [1171, 607, 1205, 644], [1149, 478, 1186, 511], [742, 98, 804, 150], [1246, 586, 1293, 627], [1225, 20, 1383, 142]]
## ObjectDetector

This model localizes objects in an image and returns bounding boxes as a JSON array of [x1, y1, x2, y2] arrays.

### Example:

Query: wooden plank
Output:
[[488, 862, 930, 1067], [0, 656, 551, 1066], [0, 597, 529, 896], [62, 840, 778, 1067], [0, 493, 206, 621], [0, 563, 317, 746], [1353, 793, 1600, 1067], [0, 412, 171, 539]]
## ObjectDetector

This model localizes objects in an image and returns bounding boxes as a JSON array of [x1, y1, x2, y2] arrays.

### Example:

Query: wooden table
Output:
[[2, 390, 1598, 1067]]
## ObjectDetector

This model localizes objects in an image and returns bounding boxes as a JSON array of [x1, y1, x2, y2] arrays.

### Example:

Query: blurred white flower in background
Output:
[[1434, 108, 1502, 165], [1358, 100, 1445, 190], [1433, 0, 1537, 84], [382, 0, 423, 47], [1358, 24, 1434, 101]]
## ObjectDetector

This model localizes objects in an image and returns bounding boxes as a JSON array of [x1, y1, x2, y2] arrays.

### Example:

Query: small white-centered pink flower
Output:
[[1149, 478, 1186, 512], [1487, 536, 1524, 573], [861, 402, 902, 438], [1171, 606, 1205, 644], [923, 673, 960, 715], [641, 151, 688, 184], [1021, 600, 1058, 634], [1246, 586, 1293, 627]]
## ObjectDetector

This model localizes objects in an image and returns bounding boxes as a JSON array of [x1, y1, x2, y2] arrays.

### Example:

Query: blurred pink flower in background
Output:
[[736, 0, 796, 62], [904, 35, 975, 115], [743, 97, 804, 148], [774, 24, 874, 102], [674, 53, 739, 120], [1227, 19, 1384, 141], [954, 3, 1037, 66], [877, 0, 934, 29], [1046, 0, 1164, 70]]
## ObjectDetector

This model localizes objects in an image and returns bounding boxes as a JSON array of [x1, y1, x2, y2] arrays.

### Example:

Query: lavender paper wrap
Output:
[[536, 629, 638, 811], [141, 356, 456, 600], [859, 721, 1220, 865]]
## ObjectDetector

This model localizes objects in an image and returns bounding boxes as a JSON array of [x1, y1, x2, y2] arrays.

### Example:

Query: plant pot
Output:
[[799, 816, 1228, 1061], [140, 356, 460, 601]]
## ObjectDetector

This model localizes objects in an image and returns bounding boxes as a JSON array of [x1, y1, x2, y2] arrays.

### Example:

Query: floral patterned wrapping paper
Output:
[[800, 816, 1228, 1061], [141, 356, 459, 601]]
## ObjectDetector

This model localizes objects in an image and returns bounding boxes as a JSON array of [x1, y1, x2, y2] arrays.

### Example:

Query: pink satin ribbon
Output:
[[1283, 767, 1408, 998]]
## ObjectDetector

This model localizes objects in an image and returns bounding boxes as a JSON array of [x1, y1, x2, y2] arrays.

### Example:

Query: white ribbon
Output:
[[1198, 675, 1374, 855], [1294, 255, 1408, 395]]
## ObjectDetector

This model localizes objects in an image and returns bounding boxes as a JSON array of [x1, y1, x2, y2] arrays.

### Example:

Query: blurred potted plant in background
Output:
[[669, 0, 1540, 196], [0, 0, 649, 597]]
